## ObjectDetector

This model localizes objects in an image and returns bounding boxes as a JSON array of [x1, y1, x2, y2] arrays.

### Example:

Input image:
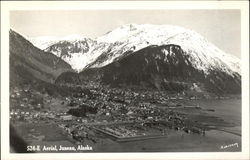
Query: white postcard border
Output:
[[1, 1, 249, 160]]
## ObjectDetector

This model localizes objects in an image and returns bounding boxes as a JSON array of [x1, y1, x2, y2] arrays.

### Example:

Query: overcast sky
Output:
[[10, 10, 241, 58]]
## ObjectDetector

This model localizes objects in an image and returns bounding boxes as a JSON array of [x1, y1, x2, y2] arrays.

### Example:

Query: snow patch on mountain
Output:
[[43, 39, 113, 72]]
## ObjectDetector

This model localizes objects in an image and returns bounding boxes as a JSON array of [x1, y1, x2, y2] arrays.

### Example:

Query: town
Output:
[[10, 83, 235, 149]]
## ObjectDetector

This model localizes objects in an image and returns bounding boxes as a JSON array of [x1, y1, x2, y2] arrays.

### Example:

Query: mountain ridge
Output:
[[9, 29, 72, 84], [28, 24, 240, 75]]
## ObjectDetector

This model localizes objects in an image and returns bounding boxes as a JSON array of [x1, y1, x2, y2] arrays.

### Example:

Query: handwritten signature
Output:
[[220, 143, 238, 149]]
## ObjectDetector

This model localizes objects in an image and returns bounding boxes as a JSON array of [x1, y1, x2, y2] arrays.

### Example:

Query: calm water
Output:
[[196, 99, 241, 126]]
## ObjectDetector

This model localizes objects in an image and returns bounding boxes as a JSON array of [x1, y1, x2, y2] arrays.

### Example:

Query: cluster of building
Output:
[[10, 84, 208, 144]]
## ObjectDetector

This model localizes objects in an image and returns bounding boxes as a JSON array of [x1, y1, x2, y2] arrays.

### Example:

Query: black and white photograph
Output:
[[1, 1, 249, 160]]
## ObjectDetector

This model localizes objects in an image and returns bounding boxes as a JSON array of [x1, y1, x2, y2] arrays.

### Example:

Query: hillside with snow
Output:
[[45, 24, 241, 93], [89, 24, 240, 76], [28, 35, 111, 72], [29, 24, 240, 76]]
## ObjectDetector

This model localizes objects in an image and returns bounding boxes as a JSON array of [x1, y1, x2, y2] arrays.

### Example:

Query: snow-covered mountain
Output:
[[28, 35, 111, 72], [89, 24, 240, 76], [24, 24, 241, 93], [30, 24, 240, 77], [56, 43, 241, 93], [45, 40, 112, 72]]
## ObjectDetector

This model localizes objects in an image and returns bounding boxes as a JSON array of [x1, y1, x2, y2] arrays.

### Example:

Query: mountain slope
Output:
[[97, 44, 241, 93], [28, 23, 241, 94], [56, 44, 241, 94], [44, 38, 106, 72], [9, 29, 72, 85], [29, 35, 111, 72]]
